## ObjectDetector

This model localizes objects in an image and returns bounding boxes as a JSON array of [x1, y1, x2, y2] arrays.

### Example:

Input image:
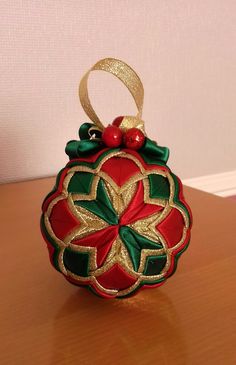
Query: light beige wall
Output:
[[1, 0, 235, 183]]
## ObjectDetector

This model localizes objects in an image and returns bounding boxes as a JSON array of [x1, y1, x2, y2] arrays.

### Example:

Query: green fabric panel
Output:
[[75, 179, 118, 225], [148, 174, 170, 200], [63, 248, 89, 277], [68, 172, 94, 195], [40, 215, 60, 271], [119, 226, 162, 272], [143, 255, 167, 276], [171, 172, 191, 222]]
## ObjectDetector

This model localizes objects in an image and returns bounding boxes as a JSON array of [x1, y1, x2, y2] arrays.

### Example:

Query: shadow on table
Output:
[[51, 287, 187, 365]]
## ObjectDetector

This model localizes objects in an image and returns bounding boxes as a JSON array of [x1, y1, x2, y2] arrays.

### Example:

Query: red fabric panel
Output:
[[121, 148, 170, 173], [120, 181, 163, 225], [100, 156, 140, 186], [50, 199, 80, 240], [157, 207, 185, 248], [171, 228, 191, 256], [72, 226, 119, 267], [96, 264, 137, 290]]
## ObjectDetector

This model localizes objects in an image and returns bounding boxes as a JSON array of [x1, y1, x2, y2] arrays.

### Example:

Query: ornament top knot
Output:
[[41, 58, 192, 299]]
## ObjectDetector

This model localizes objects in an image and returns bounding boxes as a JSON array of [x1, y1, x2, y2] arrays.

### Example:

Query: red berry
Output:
[[123, 128, 145, 150], [112, 116, 124, 127], [102, 125, 123, 148]]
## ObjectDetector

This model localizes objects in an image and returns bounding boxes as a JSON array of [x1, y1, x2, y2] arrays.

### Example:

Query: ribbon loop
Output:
[[79, 58, 144, 130]]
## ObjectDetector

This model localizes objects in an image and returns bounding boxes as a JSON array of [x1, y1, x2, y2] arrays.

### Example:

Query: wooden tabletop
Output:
[[0, 178, 235, 365]]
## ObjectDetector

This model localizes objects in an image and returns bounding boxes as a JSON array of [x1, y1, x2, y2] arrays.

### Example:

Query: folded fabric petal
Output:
[[139, 138, 170, 164], [65, 139, 102, 159]]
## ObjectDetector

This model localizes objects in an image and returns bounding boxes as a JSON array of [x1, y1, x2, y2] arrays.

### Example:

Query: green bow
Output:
[[65, 123, 169, 164]]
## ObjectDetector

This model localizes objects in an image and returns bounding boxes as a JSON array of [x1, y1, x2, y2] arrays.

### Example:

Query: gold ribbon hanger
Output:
[[79, 58, 144, 132]]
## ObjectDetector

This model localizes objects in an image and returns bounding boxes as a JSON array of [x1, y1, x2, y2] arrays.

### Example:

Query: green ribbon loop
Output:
[[66, 123, 169, 164], [78, 122, 93, 140], [65, 139, 102, 159], [65, 123, 103, 159], [139, 138, 169, 164]]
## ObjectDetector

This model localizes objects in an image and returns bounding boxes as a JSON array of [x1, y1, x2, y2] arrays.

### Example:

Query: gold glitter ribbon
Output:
[[79, 58, 144, 131]]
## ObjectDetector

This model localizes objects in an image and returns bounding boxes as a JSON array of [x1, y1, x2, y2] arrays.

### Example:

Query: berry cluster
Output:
[[102, 116, 145, 150]]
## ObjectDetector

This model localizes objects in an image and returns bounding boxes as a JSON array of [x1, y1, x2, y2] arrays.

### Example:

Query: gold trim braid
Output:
[[79, 58, 144, 130]]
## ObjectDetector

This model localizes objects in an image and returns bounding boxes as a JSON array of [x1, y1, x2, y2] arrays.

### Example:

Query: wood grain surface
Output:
[[0, 178, 235, 365]]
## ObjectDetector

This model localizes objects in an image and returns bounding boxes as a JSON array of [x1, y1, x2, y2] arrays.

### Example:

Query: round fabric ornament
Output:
[[41, 58, 192, 298]]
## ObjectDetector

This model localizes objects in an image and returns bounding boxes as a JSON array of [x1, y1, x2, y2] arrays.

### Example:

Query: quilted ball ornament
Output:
[[41, 58, 192, 298]]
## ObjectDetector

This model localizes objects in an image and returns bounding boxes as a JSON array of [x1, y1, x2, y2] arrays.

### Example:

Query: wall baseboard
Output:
[[183, 170, 236, 197]]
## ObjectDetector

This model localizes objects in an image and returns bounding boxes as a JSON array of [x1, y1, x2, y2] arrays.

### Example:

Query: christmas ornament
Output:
[[41, 58, 192, 298]]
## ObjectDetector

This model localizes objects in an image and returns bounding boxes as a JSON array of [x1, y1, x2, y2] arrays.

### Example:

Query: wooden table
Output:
[[0, 178, 235, 365]]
